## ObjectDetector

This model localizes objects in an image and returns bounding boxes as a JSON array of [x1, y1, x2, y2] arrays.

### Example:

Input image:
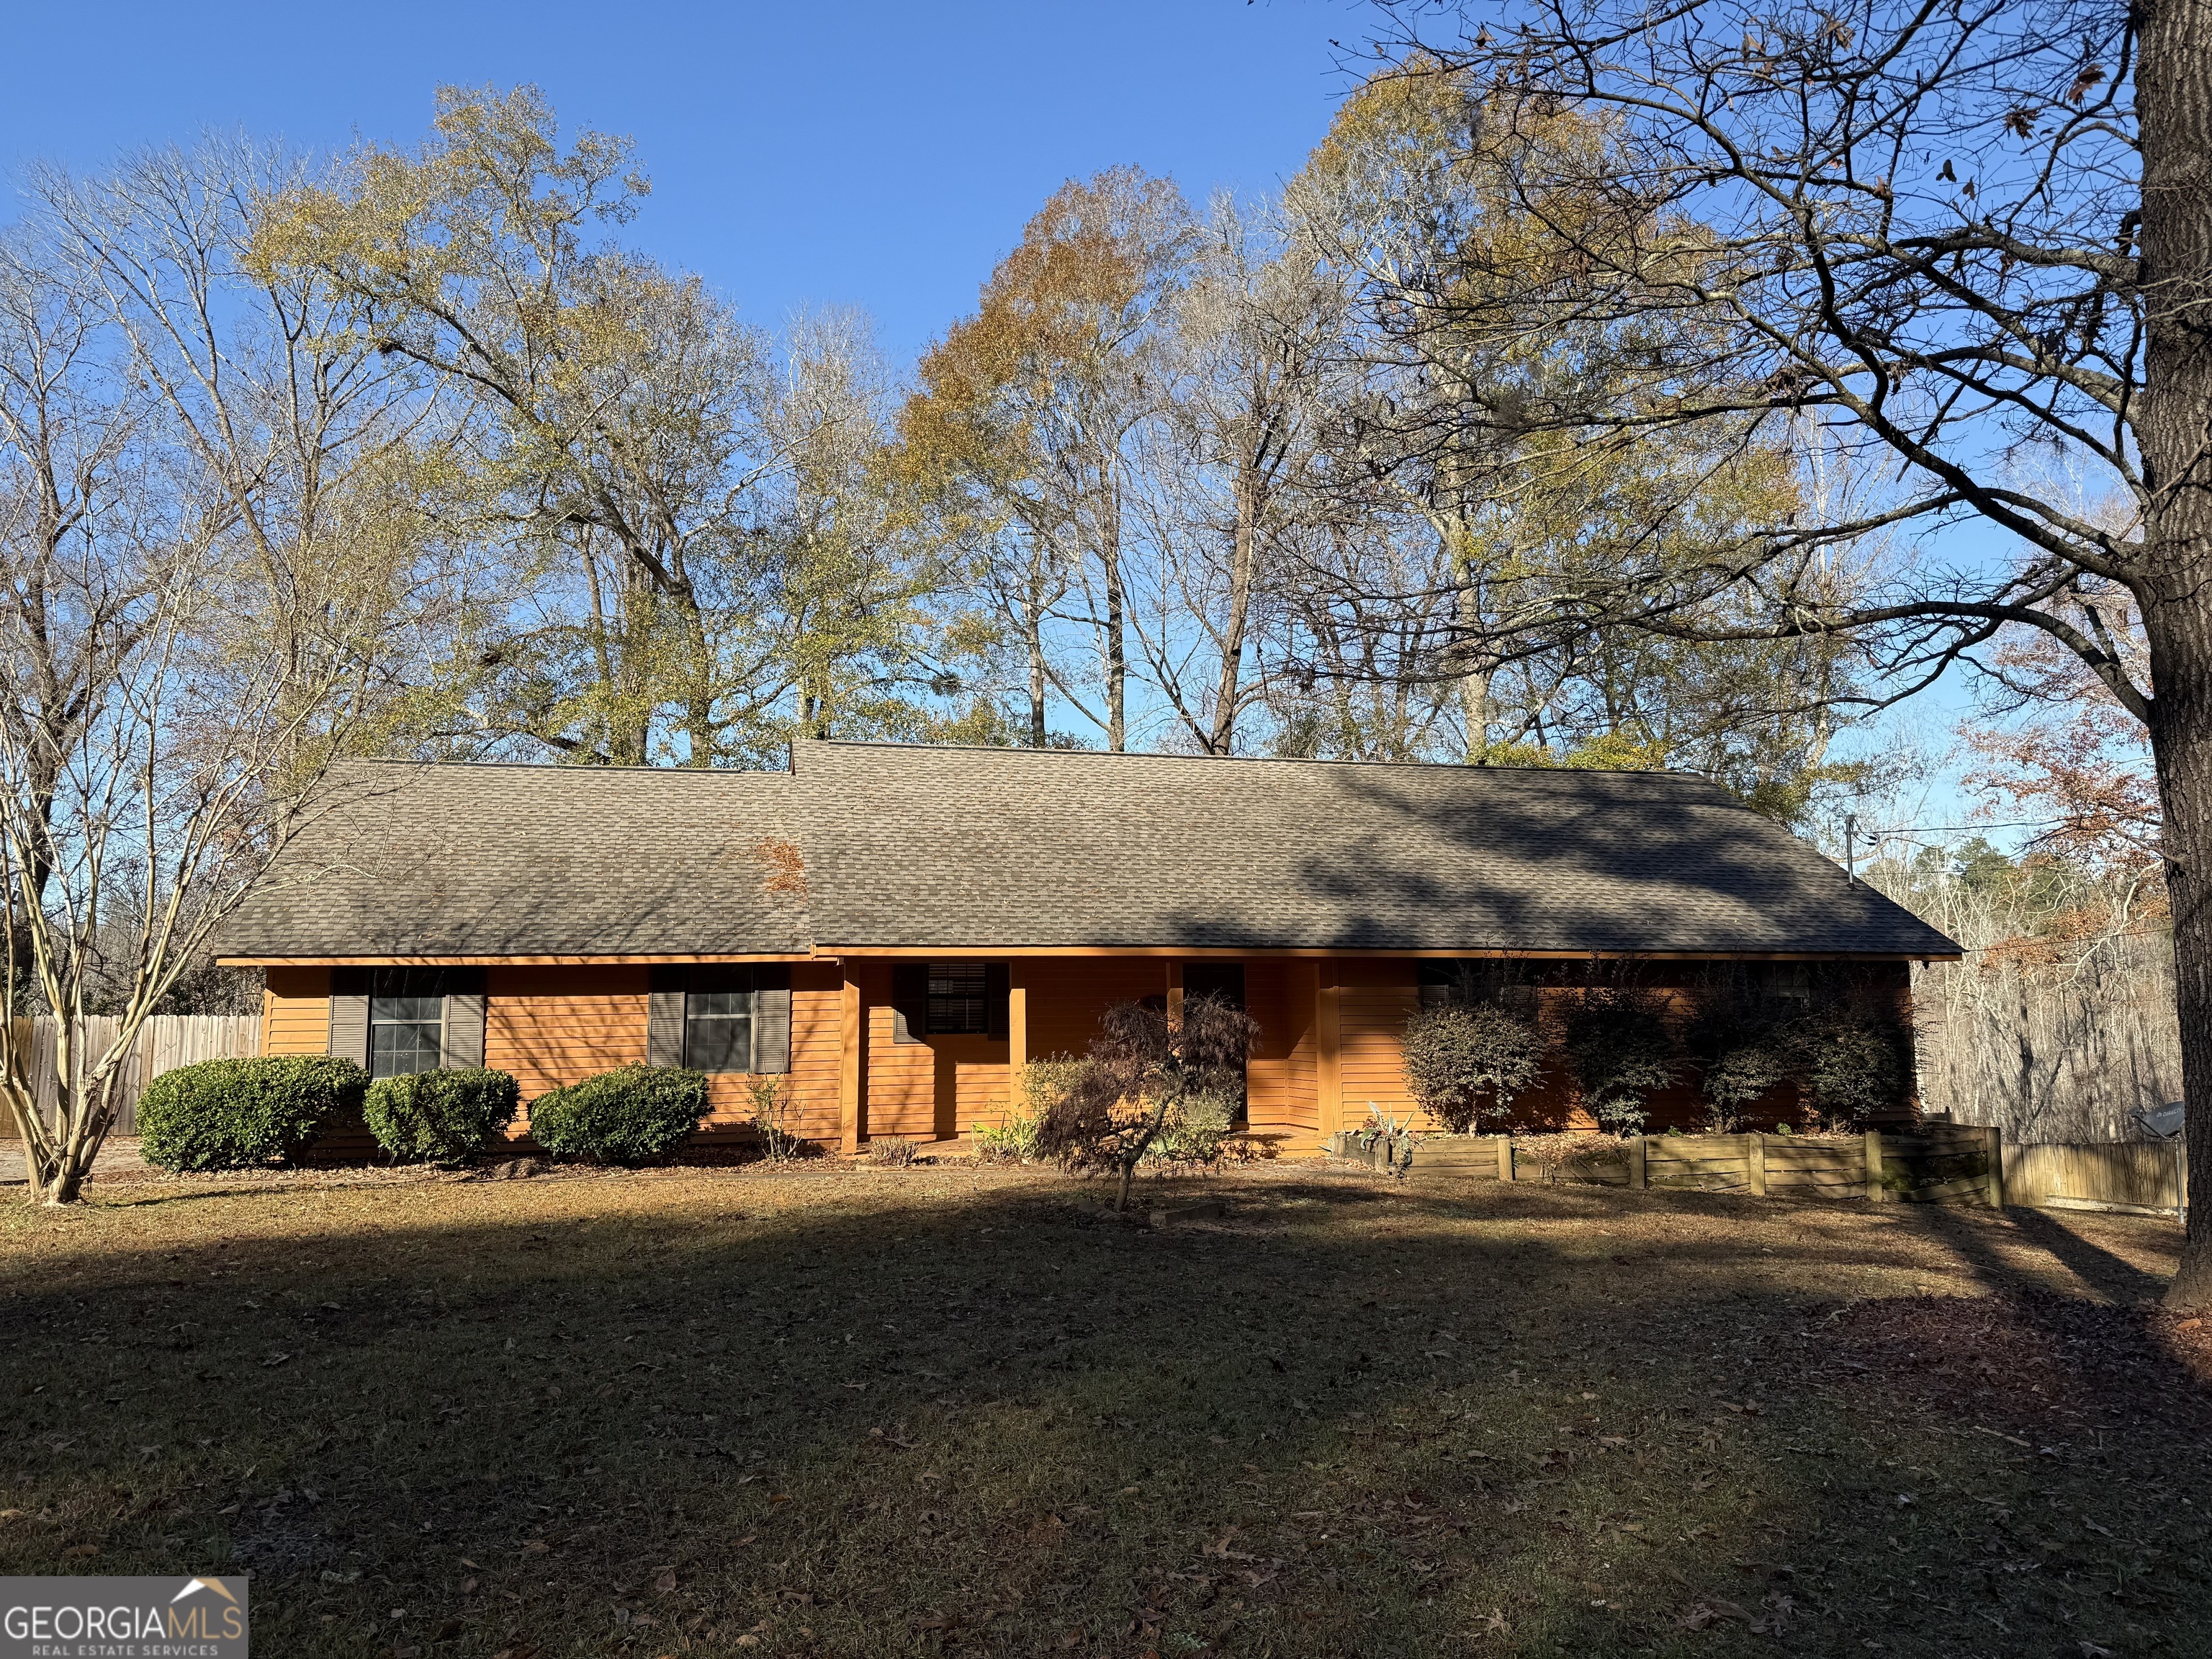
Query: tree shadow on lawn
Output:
[[2, 1170, 2208, 1659]]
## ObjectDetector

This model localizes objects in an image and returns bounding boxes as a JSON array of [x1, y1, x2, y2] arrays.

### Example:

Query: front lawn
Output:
[[2, 1158, 2206, 1657]]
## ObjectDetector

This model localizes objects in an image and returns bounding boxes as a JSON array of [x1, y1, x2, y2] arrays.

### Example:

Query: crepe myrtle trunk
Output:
[[2140, 0, 2212, 1308]]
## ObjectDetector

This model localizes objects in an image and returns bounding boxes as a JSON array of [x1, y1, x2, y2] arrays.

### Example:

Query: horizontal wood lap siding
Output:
[[1337, 959, 1419, 1123], [261, 968, 332, 1056], [778, 963, 845, 1143], [1022, 958, 1172, 1061], [933, 1035, 1011, 1138], [693, 962, 845, 1137], [1244, 959, 1318, 1141], [487, 966, 649, 1135], [1286, 962, 1319, 1136], [866, 1004, 936, 1140]]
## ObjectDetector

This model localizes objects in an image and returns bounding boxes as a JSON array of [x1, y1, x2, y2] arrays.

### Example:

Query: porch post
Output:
[[1007, 961, 1027, 1071], [840, 968, 863, 1156], [1166, 958, 1184, 1022]]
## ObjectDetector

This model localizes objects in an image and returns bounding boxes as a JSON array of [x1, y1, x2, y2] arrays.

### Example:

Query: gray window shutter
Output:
[[985, 962, 1010, 1041], [648, 966, 688, 1068], [328, 968, 369, 1065], [441, 969, 487, 1069], [891, 963, 927, 1044], [752, 963, 791, 1074]]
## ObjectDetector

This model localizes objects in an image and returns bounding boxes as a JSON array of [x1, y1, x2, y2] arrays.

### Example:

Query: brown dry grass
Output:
[[3, 1154, 2208, 1658]]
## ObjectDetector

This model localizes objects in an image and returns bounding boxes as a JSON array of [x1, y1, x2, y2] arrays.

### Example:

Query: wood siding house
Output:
[[216, 741, 1961, 1154]]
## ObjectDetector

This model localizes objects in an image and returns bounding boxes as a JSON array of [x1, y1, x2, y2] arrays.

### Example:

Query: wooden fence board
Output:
[[2003, 1141, 2185, 1214], [1, 1015, 260, 1138]]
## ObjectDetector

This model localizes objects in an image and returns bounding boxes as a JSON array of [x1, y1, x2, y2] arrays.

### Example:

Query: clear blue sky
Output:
[[0, 0, 1362, 360]]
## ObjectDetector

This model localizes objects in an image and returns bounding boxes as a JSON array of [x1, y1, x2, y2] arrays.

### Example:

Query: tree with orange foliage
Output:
[[900, 167, 1193, 751]]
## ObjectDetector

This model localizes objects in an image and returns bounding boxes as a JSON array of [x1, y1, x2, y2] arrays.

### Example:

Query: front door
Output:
[[1181, 962, 1248, 1125]]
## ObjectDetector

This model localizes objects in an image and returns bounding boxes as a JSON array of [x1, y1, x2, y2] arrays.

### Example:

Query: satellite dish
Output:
[[2134, 1100, 2185, 1140]]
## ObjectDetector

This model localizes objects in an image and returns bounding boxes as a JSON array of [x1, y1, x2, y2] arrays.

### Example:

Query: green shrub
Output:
[[1797, 1003, 1912, 1129], [978, 1057, 1089, 1163], [1401, 1000, 1545, 1133], [1686, 974, 1802, 1130], [1146, 1087, 1238, 1165], [138, 1055, 366, 1172], [1560, 986, 1676, 1136], [363, 1069, 521, 1164], [527, 1064, 709, 1164]]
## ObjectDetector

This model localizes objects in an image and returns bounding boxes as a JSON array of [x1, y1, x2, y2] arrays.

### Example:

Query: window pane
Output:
[[371, 995, 444, 1022], [927, 963, 988, 1035], [688, 989, 751, 1019], [687, 1015, 751, 1072], [371, 1020, 443, 1078]]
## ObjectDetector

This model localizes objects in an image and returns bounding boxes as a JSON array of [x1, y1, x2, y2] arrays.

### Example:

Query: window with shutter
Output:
[[368, 968, 449, 1078], [684, 967, 755, 1071]]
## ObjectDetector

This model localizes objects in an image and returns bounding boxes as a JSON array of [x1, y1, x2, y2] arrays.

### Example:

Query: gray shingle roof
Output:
[[217, 760, 809, 958], [216, 742, 1959, 960], [787, 742, 1957, 957]]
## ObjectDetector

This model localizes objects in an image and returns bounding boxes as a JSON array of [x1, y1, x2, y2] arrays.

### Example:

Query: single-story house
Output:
[[215, 739, 1962, 1154]]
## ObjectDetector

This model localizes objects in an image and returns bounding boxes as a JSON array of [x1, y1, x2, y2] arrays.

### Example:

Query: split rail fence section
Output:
[[1339, 1123, 2007, 1207], [1, 1015, 261, 1138]]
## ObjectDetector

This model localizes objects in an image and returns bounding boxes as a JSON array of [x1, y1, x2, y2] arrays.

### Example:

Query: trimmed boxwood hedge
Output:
[[138, 1055, 367, 1172], [363, 1068, 521, 1164], [527, 1064, 709, 1165]]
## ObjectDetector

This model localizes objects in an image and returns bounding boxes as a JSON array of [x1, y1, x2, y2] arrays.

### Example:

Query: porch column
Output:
[[840, 968, 863, 1156], [1007, 961, 1027, 1071]]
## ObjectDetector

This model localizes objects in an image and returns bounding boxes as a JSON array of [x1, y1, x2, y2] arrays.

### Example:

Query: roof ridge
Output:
[[333, 757, 793, 777], [791, 737, 1706, 783]]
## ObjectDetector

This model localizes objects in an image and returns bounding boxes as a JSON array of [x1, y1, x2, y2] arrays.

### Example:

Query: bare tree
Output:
[[1125, 196, 1337, 753], [0, 508, 372, 1202], [0, 233, 154, 933]]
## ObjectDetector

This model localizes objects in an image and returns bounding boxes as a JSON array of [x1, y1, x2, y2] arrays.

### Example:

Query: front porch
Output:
[[832, 955, 1439, 1156]]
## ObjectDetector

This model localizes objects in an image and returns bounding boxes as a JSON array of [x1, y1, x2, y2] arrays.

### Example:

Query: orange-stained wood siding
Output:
[[693, 960, 843, 1136], [1244, 958, 1318, 1145], [1339, 958, 1419, 1124], [481, 963, 847, 1146], [848, 960, 1016, 1143], [780, 962, 845, 1143], [487, 966, 648, 1138], [941, 1035, 1010, 1138], [261, 967, 331, 1056], [1021, 958, 1172, 1061], [866, 1004, 936, 1140]]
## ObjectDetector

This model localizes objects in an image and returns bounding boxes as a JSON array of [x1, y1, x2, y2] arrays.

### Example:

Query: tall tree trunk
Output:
[[1025, 532, 1051, 747], [1209, 467, 1259, 755], [1451, 528, 1496, 763], [1101, 476, 1127, 753], [2139, 0, 2212, 1308]]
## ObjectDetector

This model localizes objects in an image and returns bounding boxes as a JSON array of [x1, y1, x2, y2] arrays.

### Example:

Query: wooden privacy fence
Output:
[[1336, 1123, 2006, 1207], [2003, 1141, 2188, 1217], [0, 1015, 261, 1138]]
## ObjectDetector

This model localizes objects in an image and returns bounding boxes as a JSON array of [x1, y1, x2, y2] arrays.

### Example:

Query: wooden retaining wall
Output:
[[1342, 1122, 2006, 1207]]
